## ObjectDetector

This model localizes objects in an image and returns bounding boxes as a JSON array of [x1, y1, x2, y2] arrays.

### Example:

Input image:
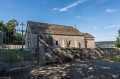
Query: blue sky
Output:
[[0, 0, 120, 41]]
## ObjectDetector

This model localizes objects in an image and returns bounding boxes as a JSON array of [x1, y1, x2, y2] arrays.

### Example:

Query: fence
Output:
[[0, 29, 38, 70]]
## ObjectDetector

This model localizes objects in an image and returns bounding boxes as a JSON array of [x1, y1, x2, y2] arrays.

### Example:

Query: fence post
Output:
[[20, 22, 25, 66], [36, 35, 40, 65]]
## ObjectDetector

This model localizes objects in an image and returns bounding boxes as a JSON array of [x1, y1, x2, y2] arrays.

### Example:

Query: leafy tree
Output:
[[115, 29, 120, 48], [0, 19, 25, 45], [6, 19, 18, 30], [0, 20, 5, 30]]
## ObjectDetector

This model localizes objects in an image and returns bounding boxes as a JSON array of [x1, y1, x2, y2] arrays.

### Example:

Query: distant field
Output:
[[95, 41, 115, 48], [97, 54, 120, 62]]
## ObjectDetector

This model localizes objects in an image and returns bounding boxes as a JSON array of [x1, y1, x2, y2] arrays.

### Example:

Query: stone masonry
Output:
[[51, 35, 85, 48], [26, 21, 95, 52]]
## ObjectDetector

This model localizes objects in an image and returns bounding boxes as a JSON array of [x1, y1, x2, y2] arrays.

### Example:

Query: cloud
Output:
[[53, 8, 58, 11], [104, 24, 120, 29], [75, 16, 81, 19], [106, 9, 117, 13], [53, 0, 88, 12]]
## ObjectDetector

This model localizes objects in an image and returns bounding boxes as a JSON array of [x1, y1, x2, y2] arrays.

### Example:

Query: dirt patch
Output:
[[0, 60, 120, 79]]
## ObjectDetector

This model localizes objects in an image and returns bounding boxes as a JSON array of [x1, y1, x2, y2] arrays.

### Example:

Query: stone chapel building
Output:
[[26, 21, 95, 51]]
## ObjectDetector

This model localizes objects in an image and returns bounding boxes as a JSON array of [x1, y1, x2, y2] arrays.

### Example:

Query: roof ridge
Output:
[[27, 21, 73, 27]]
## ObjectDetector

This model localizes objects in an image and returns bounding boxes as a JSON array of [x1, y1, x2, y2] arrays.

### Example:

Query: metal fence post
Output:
[[37, 35, 40, 65], [20, 22, 25, 66]]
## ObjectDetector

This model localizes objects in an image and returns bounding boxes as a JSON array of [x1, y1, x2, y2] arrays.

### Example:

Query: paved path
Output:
[[1, 60, 120, 79]]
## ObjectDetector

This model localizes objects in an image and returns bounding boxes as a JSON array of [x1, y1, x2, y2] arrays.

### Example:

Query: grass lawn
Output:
[[97, 54, 120, 62], [4, 49, 37, 63]]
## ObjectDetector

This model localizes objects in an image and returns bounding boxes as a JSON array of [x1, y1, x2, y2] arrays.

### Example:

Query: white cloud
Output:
[[53, 0, 88, 12], [104, 24, 120, 29], [53, 8, 58, 11], [75, 16, 81, 19], [106, 9, 117, 13]]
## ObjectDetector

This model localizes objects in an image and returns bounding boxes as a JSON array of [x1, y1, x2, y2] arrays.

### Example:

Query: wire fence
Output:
[[0, 29, 38, 70]]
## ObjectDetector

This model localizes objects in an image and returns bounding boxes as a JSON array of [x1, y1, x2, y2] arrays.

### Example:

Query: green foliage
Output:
[[115, 29, 120, 48], [6, 19, 18, 30], [0, 19, 18, 30], [0, 20, 5, 30], [4, 49, 37, 63], [0, 19, 25, 45]]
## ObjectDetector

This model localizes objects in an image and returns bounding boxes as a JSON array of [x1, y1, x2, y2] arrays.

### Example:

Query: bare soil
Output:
[[0, 59, 120, 79]]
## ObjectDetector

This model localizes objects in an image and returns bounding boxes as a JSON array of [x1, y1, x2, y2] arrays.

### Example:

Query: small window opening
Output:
[[69, 41, 71, 45], [78, 43, 81, 48], [56, 41, 58, 45]]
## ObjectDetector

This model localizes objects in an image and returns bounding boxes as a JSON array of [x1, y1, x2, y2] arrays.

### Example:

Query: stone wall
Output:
[[39, 48, 120, 64], [51, 35, 85, 48], [85, 38, 95, 48], [2, 45, 26, 49]]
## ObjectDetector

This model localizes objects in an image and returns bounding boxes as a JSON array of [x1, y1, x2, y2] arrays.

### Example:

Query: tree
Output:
[[0, 20, 4, 30], [0, 19, 18, 31], [115, 29, 120, 48], [0, 19, 25, 45], [0, 19, 18, 44], [6, 19, 18, 30]]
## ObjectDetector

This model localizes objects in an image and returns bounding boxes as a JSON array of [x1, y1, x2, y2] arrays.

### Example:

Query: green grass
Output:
[[97, 54, 120, 62], [4, 49, 37, 63]]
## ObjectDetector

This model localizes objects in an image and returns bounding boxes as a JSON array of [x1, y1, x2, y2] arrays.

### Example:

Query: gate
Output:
[[0, 28, 38, 70]]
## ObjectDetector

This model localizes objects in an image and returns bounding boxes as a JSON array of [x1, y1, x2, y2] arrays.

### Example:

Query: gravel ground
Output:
[[0, 59, 120, 79]]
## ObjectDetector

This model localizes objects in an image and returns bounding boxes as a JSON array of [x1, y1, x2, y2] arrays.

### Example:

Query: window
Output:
[[56, 41, 58, 45], [78, 43, 81, 48], [69, 41, 71, 45], [67, 41, 71, 48], [85, 40, 87, 48]]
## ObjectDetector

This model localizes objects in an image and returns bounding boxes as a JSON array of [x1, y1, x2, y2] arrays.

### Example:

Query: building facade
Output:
[[26, 21, 95, 52]]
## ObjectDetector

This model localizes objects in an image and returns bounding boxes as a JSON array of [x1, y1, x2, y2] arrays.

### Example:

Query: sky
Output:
[[0, 0, 120, 42]]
